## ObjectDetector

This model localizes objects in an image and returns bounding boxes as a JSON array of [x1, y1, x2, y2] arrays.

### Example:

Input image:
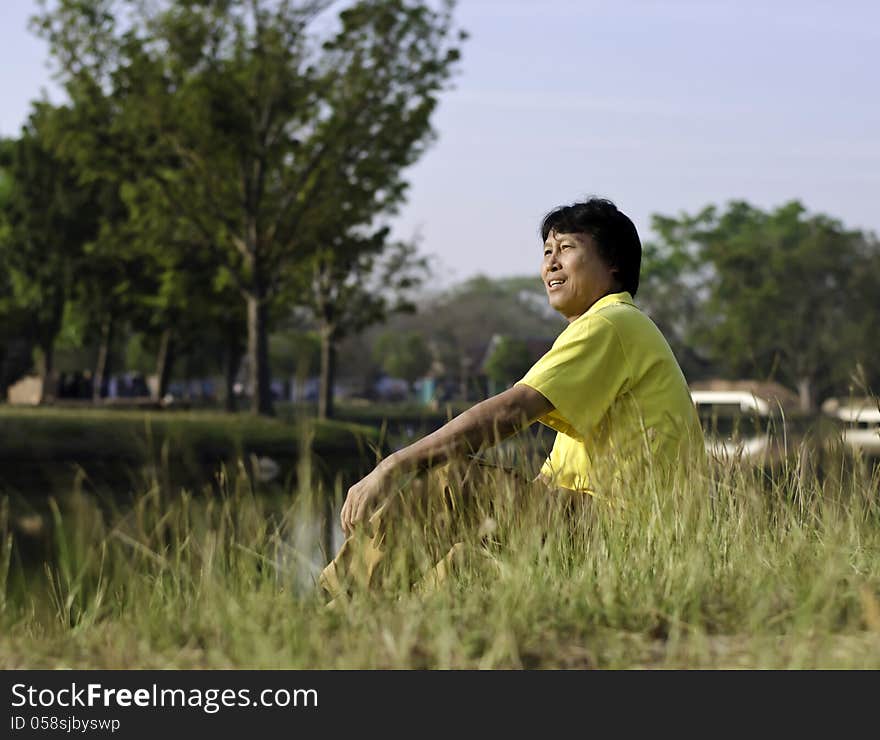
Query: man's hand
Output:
[[337, 385, 553, 538], [340, 464, 394, 537]]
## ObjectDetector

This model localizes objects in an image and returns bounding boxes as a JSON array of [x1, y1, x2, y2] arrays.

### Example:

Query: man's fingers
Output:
[[349, 494, 372, 535], [352, 500, 364, 530], [341, 491, 359, 537], [340, 481, 378, 538]]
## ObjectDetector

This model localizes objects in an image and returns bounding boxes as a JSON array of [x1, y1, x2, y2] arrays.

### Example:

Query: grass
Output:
[[1, 422, 879, 669]]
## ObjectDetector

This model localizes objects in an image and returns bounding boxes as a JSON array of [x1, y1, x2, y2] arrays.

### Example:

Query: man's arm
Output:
[[340, 384, 554, 535]]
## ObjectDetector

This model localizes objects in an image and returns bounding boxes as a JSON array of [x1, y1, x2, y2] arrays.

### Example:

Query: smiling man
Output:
[[514, 198, 704, 494], [321, 198, 703, 598]]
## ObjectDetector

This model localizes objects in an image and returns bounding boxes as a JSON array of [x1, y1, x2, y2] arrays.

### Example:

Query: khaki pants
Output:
[[318, 461, 590, 601]]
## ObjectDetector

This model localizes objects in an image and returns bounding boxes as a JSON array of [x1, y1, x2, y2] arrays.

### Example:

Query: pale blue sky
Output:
[[3, 0, 879, 286]]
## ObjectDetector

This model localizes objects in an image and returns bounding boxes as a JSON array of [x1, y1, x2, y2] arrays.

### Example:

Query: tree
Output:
[[372, 330, 432, 386], [649, 200, 880, 411], [270, 329, 321, 379], [335, 273, 564, 400], [0, 105, 106, 401], [306, 233, 428, 418], [119, 177, 247, 406], [9, 70, 171, 404], [483, 335, 532, 390], [35, 0, 464, 416], [839, 234, 880, 396], [0, 139, 36, 395], [639, 208, 719, 381]]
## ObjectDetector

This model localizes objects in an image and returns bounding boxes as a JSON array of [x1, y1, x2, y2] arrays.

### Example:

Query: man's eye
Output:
[[543, 250, 551, 256]]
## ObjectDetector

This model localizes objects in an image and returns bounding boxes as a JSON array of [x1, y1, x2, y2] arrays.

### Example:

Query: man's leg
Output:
[[410, 462, 540, 594], [318, 493, 400, 602], [318, 461, 530, 600]]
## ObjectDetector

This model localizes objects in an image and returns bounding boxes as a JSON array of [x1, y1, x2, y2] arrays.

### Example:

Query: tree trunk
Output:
[[38, 297, 64, 404], [318, 323, 336, 420], [37, 340, 56, 404], [246, 292, 273, 416], [154, 328, 175, 402], [36, 340, 58, 403], [796, 376, 814, 413], [93, 317, 114, 402]]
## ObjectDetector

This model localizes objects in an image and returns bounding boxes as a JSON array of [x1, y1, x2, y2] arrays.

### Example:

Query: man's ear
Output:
[[610, 266, 624, 290]]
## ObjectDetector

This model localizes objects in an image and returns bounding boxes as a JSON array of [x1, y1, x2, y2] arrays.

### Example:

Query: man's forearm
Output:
[[378, 385, 552, 477]]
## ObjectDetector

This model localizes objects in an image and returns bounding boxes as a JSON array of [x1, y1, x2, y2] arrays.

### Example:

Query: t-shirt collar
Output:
[[585, 290, 635, 316]]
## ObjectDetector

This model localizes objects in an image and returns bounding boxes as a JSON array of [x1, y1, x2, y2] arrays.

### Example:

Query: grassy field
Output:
[[1, 419, 879, 669]]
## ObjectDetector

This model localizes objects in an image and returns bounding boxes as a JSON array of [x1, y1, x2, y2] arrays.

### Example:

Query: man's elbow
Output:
[[499, 384, 554, 428]]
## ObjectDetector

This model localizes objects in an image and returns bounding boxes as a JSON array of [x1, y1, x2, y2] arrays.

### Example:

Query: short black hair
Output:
[[540, 197, 642, 297]]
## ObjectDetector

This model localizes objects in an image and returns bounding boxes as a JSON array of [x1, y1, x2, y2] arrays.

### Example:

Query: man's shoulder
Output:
[[581, 302, 680, 370], [591, 300, 659, 337], [592, 296, 642, 318], [557, 309, 616, 345], [552, 296, 664, 353], [555, 301, 637, 344]]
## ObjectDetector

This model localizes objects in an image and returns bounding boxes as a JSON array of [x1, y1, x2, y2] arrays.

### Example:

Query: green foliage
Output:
[[643, 200, 880, 409], [0, 105, 111, 390], [305, 236, 429, 343], [372, 330, 433, 383], [483, 336, 532, 388], [32, 0, 464, 415], [0, 139, 35, 390], [0, 142, 12, 205], [350, 273, 562, 384], [269, 330, 321, 379], [639, 209, 716, 381], [122, 332, 155, 376]]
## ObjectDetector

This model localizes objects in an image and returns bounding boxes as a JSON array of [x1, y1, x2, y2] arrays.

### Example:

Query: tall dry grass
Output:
[[1, 429, 879, 668]]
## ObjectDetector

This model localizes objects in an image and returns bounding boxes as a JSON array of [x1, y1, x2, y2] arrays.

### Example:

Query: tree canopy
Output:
[[372, 330, 432, 385], [641, 200, 880, 410], [22, 0, 464, 414], [483, 336, 532, 389]]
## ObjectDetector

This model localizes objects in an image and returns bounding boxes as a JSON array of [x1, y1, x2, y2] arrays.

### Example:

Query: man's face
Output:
[[542, 230, 617, 322]]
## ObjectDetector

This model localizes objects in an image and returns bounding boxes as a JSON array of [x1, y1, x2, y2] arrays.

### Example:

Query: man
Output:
[[323, 198, 703, 596]]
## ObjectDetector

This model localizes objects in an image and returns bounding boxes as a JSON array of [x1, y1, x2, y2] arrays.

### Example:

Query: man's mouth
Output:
[[547, 278, 566, 289]]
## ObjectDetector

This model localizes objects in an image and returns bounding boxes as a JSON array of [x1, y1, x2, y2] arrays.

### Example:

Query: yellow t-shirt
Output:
[[515, 291, 703, 493]]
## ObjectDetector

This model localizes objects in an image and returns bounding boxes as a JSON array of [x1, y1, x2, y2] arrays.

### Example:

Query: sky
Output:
[[2, 0, 879, 287]]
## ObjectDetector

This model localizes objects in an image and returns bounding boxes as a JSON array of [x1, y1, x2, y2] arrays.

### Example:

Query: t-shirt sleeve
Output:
[[515, 314, 630, 442]]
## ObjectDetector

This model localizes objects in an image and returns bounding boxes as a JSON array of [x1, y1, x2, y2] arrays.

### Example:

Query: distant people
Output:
[[80, 370, 93, 399], [58, 372, 73, 399], [57, 370, 92, 399], [321, 198, 704, 600]]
